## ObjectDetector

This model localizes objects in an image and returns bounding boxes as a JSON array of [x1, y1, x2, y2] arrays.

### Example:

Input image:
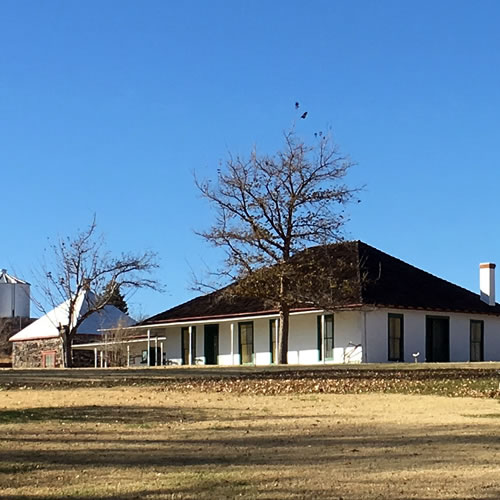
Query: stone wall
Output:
[[12, 334, 103, 368], [12, 338, 63, 368], [0, 317, 35, 365]]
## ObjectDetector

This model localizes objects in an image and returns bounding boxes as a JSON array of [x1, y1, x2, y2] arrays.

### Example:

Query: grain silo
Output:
[[0, 269, 30, 318]]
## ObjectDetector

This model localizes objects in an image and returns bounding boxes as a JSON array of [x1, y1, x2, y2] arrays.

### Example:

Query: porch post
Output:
[[147, 329, 151, 367], [230, 322, 235, 365], [321, 314, 326, 364], [100, 351, 103, 368], [155, 337, 158, 366], [160, 341, 164, 366], [94, 347, 97, 368], [104, 333, 108, 368], [363, 311, 368, 363], [188, 326, 193, 365], [275, 318, 279, 364], [127, 344, 130, 368]]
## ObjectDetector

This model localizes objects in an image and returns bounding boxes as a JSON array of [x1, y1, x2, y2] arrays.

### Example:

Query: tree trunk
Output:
[[61, 329, 73, 368], [278, 302, 290, 364], [277, 271, 290, 365]]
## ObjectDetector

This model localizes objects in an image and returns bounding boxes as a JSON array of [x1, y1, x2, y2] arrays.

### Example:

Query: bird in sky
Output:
[[295, 101, 300, 109], [300, 111, 308, 119]]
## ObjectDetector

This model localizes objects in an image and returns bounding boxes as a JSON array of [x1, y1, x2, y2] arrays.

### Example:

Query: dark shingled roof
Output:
[[143, 289, 276, 324], [357, 241, 500, 314], [142, 241, 500, 325]]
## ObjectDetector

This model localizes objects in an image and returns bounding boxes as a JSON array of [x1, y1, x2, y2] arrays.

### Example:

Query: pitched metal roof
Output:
[[9, 290, 135, 342], [0, 269, 29, 285]]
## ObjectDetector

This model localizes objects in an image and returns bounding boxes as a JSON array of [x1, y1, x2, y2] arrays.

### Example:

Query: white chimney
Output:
[[480, 263, 496, 306]]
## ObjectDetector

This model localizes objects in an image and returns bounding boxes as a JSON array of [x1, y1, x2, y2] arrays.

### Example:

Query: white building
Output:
[[0, 269, 30, 318], [74, 241, 500, 367], [10, 290, 134, 368]]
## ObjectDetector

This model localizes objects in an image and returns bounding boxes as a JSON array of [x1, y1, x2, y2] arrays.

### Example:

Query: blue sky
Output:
[[2, 1, 500, 318]]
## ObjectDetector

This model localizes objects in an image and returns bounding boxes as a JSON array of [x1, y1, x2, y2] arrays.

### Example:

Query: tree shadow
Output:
[[0, 405, 194, 425], [1, 421, 499, 470], [2, 416, 500, 499], [1, 476, 500, 500], [0, 403, 345, 426]]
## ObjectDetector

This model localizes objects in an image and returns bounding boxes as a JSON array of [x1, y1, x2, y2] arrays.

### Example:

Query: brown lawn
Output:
[[1, 383, 500, 499]]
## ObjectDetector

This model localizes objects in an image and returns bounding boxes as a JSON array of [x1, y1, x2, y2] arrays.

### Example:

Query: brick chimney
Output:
[[480, 263, 496, 306]]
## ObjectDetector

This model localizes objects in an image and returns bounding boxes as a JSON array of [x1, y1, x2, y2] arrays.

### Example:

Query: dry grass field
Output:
[[1, 367, 500, 499]]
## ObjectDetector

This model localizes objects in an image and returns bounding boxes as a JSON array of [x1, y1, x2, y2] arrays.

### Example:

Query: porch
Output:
[[72, 310, 364, 367]]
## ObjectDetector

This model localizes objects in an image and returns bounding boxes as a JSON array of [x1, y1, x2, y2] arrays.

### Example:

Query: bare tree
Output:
[[196, 123, 360, 364], [38, 217, 159, 367], [102, 319, 142, 367]]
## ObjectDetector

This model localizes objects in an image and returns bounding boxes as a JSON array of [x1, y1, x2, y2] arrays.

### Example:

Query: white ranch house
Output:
[[73, 241, 500, 367]]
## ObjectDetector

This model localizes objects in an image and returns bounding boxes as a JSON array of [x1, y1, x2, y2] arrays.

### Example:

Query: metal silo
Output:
[[0, 269, 30, 318]]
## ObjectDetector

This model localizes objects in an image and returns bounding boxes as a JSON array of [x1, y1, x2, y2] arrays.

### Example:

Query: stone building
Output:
[[10, 290, 134, 368]]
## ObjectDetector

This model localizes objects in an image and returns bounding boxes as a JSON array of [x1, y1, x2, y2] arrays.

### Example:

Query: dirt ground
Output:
[[0, 386, 500, 499]]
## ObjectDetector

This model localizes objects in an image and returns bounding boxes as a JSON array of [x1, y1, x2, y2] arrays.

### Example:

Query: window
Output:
[[141, 348, 161, 366], [269, 319, 278, 363], [239, 322, 254, 364], [181, 326, 196, 365], [317, 315, 334, 360], [388, 314, 404, 362], [41, 350, 56, 368], [470, 320, 484, 362]]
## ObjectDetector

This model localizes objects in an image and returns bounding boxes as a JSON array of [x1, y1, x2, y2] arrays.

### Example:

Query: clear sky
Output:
[[2, 0, 500, 318]]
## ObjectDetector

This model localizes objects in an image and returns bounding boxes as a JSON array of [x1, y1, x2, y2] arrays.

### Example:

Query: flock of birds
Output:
[[295, 101, 307, 119]]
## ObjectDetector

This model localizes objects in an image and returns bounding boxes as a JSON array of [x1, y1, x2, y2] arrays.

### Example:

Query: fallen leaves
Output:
[[157, 369, 500, 398], [1, 367, 500, 399]]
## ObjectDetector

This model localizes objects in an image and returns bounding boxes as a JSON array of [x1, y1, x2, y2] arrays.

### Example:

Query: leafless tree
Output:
[[102, 319, 143, 367], [196, 125, 360, 364], [38, 217, 159, 367]]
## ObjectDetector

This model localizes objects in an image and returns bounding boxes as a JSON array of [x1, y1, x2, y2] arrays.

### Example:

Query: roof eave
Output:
[[363, 302, 500, 316]]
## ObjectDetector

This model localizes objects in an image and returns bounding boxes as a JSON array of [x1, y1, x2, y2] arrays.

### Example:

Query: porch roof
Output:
[[72, 336, 167, 350]]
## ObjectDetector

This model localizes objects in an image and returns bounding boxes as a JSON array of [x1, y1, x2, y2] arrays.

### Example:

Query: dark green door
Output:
[[204, 324, 219, 365], [149, 347, 161, 366], [426, 317, 450, 362], [239, 322, 254, 364]]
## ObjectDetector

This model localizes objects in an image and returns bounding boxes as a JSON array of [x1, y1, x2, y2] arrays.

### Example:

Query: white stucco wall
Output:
[[217, 322, 234, 365], [140, 307, 500, 366], [484, 318, 500, 361], [288, 313, 318, 364], [364, 309, 500, 363], [286, 311, 362, 364], [164, 327, 182, 364], [333, 311, 363, 363], [364, 310, 425, 363], [155, 310, 365, 366]]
